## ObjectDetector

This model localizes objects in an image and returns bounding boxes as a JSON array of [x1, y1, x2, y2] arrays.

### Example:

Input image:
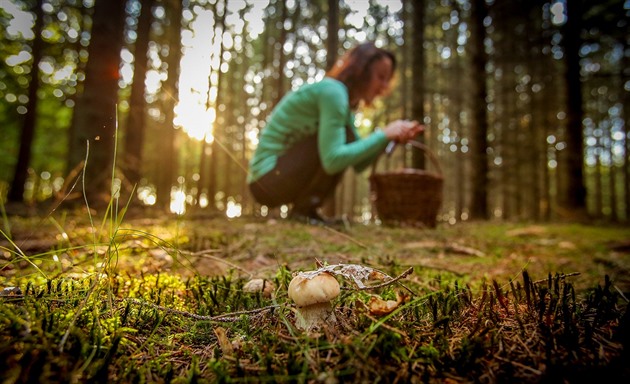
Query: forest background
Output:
[[0, 0, 628, 224], [1, 1, 630, 381]]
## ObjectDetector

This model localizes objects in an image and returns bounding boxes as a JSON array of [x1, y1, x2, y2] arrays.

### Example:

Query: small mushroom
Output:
[[287, 271, 340, 331], [243, 278, 275, 298]]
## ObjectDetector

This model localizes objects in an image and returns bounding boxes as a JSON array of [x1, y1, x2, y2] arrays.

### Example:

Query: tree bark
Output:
[[326, 0, 339, 71], [562, 0, 587, 213], [124, 0, 155, 188], [274, 0, 288, 107], [322, 0, 340, 217], [68, 0, 126, 206], [197, 0, 225, 209], [469, 0, 490, 219], [410, 0, 426, 169], [623, 42, 630, 222], [155, 0, 183, 211]]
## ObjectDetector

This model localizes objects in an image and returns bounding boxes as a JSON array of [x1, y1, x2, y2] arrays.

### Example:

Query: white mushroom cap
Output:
[[288, 272, 340, 307]]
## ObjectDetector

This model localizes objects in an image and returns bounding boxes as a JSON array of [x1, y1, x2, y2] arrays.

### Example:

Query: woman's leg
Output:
[[249, 135, 341, 212], [290, 167, 343, 215]]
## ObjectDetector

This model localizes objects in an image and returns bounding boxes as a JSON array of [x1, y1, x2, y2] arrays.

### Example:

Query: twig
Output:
[[177, 249, 253, 277], [493, 354, 542, 375], [321, 225, 369, 249], [125, 298, 280, 322], [614, 285, 629, 303], [532, 272, 580, 285], [417, 263, 466, 277], [354, 267, 414, 291], [363, 312, 409, 342], [314, 260, 417, 296]]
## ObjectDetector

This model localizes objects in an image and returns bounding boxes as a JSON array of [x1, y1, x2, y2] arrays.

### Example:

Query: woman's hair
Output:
[[326, 42, 396, 106]]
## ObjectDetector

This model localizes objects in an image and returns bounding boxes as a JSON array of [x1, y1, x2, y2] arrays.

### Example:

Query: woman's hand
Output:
[[384, 120, 424, 143]]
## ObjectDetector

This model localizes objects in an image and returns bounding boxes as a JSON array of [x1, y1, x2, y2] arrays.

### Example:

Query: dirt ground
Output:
[[2, 214, 629, 294]]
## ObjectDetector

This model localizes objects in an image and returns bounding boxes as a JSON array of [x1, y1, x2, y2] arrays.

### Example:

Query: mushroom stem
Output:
[[295, 302, 337, 331], [288, 271, 340, 331]]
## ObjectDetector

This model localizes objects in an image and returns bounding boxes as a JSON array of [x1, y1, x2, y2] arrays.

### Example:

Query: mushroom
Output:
[[287, 271, 340, 331], [243, 278, 275, 298]]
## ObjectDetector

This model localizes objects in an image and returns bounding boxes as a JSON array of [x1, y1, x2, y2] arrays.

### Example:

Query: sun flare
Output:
[[172, 1, 270, 141]]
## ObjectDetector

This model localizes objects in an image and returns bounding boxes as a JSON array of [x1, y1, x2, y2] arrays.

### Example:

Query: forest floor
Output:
[[1, 208, 629, 383]]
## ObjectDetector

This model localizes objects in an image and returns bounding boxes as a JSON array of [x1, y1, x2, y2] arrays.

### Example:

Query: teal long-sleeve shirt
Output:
[[247, 78, 389, 183]]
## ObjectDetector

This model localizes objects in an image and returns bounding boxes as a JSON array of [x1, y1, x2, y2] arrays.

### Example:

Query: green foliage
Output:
[[1, 0, 86, 198]]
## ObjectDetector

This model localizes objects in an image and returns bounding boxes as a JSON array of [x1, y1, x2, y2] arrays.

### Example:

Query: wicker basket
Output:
[[369, 141, 443, 227]]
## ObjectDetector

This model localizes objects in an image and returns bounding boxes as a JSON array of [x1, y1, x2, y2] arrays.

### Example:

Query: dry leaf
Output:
[[0, 287, 23, 297], [368, 297, 400, 316], [303, 263, 393, 289], [368, 271, 388, 281], [367, 292, 408, 316]]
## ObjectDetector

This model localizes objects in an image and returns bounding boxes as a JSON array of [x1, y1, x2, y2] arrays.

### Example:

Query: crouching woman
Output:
[[247, 42, 423, 223]]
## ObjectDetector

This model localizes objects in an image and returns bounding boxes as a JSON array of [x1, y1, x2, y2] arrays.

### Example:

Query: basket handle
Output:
[[372, 141, 443, 176]]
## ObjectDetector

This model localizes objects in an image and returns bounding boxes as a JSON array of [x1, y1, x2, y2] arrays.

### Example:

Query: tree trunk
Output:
[[410, 0, 426, 169], [529, 4, 548, 221], [64, 4, 90, 186], [562, 0, 587, 214], [258, 7, 272, 126], [274, 0, 288, 107], [322, 0, 340, 218], [400, 0, 410, 120], [197, 0, 225, 210], [124, 0, 155, 188], [240, 42, 250, 213], [8, 0, 44, 203], [607, 115, 617, 221], [453, 47, 465, 222], [468, 0, 489, 219], [326, 0, 339, 71], [68, 0, 126, 206], [623, 42, 630, 222], [594, 134, 602, 218], [155, 0, 183, 211]]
